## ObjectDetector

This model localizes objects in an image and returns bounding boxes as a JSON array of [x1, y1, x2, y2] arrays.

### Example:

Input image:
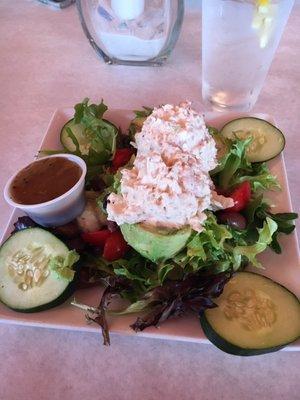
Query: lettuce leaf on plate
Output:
[[41, 98, 118, 185], [212, 136, 280, 192], [233, 217, 277, 268], [245, 195, 298, 254], [71, 98, 117, 166], [128, 106, 153, 139], [172, 212, 234, 274], [49, 250, 79, 281]]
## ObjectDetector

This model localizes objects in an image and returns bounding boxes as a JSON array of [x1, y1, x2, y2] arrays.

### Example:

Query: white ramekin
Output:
[[4, 154, 87, 227]]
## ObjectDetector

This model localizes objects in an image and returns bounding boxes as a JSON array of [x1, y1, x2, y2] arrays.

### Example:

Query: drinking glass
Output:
[[77, 0, 184, 66], [202, 0, 294, 111]]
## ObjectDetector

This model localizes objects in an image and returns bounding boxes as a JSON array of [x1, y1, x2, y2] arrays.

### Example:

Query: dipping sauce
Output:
[[10, 157, 82, 205]]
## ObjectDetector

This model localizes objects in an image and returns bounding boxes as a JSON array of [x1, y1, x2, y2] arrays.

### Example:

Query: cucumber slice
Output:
[[200, 272, 300, 356], [0, 228, 77, 312], [61, 119, 88, 154], [60, 118, 118, 155], [220, 117, 285, 162]]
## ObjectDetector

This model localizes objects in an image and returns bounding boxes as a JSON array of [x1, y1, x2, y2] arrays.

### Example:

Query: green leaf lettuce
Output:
[[49, 250, 80, 281]]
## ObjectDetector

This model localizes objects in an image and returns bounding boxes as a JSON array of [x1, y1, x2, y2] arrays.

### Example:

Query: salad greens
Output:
[[128, 106, 153, 139], [212, 136, 280, 192], [71, 114, 296, 344], [38, 101, 297, 345], [70, 98, 117, 166], [49, 250, 80, 282], [245, 195, 298, 254], [233, 217, 277, 268], [42, 98, 119, 183]]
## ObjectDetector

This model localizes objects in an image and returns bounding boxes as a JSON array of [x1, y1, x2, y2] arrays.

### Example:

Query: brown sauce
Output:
[[10, 157, 82, 205]]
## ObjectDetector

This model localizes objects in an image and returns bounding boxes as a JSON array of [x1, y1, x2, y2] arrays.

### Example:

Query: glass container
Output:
[[77, 0, 184, 66], [202, 0, 294, 111]]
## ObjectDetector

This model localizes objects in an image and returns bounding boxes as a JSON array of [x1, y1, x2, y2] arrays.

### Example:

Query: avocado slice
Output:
[[120, 223, 192, 263]]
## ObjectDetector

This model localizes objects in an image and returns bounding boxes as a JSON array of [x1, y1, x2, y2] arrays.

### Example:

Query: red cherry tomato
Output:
[[226, 181, 251, 212], [103, 231, 129, 261], [112, 148, 134, 169], [81, 230, 111, 247]]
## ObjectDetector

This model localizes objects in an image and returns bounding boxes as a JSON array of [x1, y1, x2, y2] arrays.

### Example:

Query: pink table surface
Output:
[[0, 1, 300, 399]]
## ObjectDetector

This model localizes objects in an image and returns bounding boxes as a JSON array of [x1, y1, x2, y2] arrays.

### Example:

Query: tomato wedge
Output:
[[82, 229, 129, 261], [112, 148, 135, 169], [226, 181, 251, 212], [81, 230, 111, 247], [103, 231, 129, 261]]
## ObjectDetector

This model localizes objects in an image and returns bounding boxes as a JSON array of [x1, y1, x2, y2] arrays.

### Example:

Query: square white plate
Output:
[[1, 108, 299, 349]]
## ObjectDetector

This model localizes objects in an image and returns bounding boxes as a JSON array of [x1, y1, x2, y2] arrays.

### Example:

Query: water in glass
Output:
[[202, 0, 294, 111]]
